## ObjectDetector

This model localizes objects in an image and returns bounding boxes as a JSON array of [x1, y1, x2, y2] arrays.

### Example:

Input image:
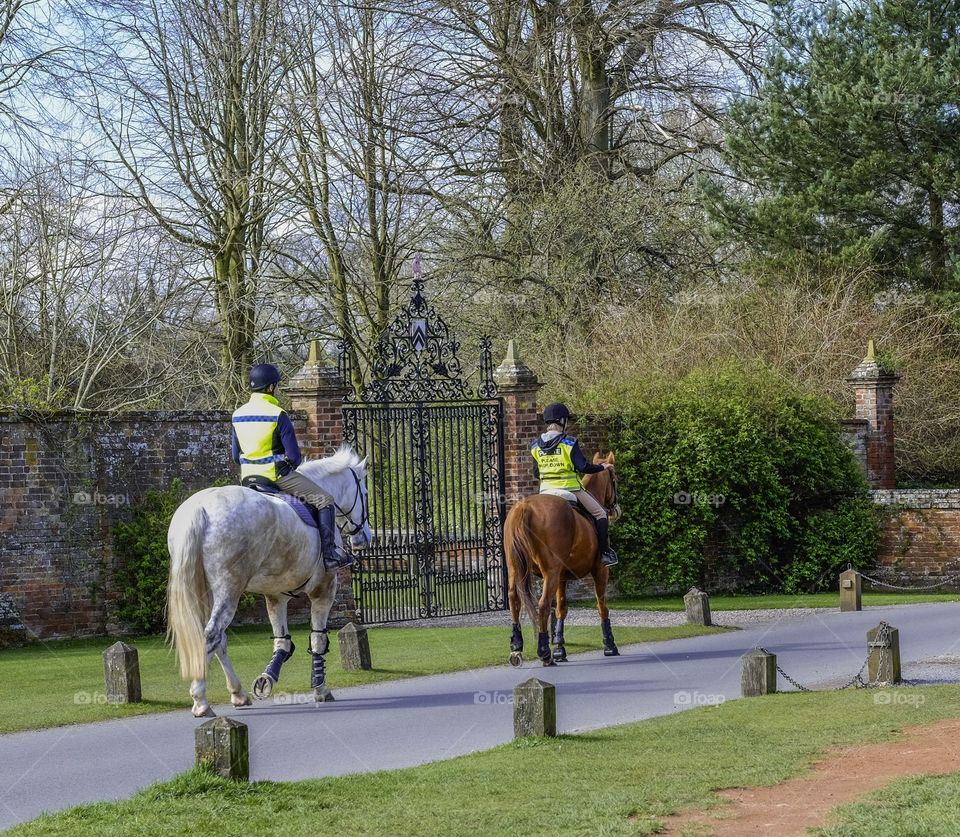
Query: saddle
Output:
[[242, 477, 318, 530], [540, 488, 593, 521]]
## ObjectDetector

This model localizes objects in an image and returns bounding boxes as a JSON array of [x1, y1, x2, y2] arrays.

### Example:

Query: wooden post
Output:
[[102, 641, 142, 704], [683, 587, 712, 626], [867, 622, 901, 685], [338, 622, 372, 671], [741, 649, 777, 697], [839, 569, 862, 612], [513, 677, 557, 738], [195, 717, 249, 781]]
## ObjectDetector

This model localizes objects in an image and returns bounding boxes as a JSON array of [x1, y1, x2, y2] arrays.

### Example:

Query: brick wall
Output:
[[0, 408, 355, 640], [871, 489, 960, 589]]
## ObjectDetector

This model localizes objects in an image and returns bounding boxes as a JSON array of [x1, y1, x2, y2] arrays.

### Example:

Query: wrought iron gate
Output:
[[341, 279, 506, 623]]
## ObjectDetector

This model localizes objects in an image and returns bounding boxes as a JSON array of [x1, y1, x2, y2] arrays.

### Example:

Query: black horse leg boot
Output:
[[596, 517, 619, 567], [317, 505, 352, 570]]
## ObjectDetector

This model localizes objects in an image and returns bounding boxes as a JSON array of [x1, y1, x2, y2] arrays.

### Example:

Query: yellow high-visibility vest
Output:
[[531, 437, 582, 491], [232, 392, 286, 482]]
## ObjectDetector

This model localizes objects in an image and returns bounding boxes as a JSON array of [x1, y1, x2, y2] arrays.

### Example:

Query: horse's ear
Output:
[[606, 452, 615, 464], [593, 452, 603, 463], [359, 455, 369, 470]]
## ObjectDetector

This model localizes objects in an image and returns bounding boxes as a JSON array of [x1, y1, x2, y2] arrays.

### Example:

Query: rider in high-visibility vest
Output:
[[530, 402, 618, 566], [231, 363, 352, 570]]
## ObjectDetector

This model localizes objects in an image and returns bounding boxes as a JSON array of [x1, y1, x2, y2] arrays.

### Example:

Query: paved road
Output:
[[2, 602, 959, 830]]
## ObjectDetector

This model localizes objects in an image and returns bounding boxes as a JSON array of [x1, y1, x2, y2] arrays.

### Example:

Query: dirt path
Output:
[[663, 718, 960, 836]]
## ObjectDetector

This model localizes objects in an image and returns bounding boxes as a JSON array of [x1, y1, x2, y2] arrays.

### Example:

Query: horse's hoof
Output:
[[541, 657, 557, 667], [553, 648, 567, 662], [193, 705, 216, 718], [252, 674, 275, 700], [232, 693, 253, 708], [314, 687, 335, 703], [603, 646, 620, 657], [509, 651, 523, 667]]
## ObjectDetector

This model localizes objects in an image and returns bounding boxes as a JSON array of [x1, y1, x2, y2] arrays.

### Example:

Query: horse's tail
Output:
[[505, 501, 539, 627], [166, 501, 210, 681]]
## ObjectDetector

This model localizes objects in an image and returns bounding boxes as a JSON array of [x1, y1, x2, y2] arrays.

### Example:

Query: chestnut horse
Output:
[[504, 452, 620, 666]]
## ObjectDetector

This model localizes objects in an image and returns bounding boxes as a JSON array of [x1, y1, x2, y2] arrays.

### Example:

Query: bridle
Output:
[[605, 468, 621, 521], [335, 467, 369, 537]]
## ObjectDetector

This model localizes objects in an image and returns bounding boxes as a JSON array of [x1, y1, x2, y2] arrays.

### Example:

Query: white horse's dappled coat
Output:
[[166, 447, 371, 716]]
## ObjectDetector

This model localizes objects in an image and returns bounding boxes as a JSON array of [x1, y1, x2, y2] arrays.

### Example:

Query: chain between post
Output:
[[757, 622, 893, 693]]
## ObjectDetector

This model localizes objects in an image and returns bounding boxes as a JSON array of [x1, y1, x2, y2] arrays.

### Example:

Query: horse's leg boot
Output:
[[510, 623, 523, 652]]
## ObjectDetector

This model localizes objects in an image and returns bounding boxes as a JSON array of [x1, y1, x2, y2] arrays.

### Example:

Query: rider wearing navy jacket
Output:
[[231, 363, 351, 569], [530, 402, 618, 566]]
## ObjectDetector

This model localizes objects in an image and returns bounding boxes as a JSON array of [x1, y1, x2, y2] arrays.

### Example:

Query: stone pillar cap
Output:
[[847, 339, 900, 383], [494, 340, 540, 389], [286, 340, 347, 394]]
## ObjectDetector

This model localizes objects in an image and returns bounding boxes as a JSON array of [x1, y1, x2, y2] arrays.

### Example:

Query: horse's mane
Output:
[[300, 445, 365, 478]]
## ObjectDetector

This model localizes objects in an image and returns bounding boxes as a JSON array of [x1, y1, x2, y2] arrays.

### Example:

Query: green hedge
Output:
[[610, 361, 880, 594], [111, 478, 245, 633]]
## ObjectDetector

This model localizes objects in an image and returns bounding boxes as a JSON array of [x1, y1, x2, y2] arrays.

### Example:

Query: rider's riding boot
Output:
[[316, 505, 353, 570], [595, 517, 619, 567]]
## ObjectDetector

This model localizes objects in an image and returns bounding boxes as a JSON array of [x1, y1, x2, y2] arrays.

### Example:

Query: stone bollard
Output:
[[741, 648, 777, 697], [839, 568, 862, 612], [102, 641, 142, 704], [683, 587, 712, 626], [196, 717, 249, 781], [513, 677, 557, 738], [338, 622, 372, 671], [867, 622, 901, 685]]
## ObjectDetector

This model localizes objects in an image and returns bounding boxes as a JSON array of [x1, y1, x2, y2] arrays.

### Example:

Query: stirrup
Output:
[[323, 548, 354, 570], [600, 549, 619, 567]]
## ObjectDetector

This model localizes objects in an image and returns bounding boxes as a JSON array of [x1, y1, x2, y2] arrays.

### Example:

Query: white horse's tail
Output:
[[166, 503, 209, 681]]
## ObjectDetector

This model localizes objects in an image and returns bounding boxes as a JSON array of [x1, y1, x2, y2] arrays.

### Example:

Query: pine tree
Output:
[[706, 0, 960, 290]]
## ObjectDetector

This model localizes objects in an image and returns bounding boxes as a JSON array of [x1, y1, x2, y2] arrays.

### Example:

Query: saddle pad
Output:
[[245, 485, 317, 529], [540, 488, 578, 503]]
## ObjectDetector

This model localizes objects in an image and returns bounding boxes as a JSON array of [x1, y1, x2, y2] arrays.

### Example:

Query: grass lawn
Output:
[[819, 772, 960, 836], [0, 622, 722, 735], [577, 591, 960, 611], [12, 686, 960, 836]]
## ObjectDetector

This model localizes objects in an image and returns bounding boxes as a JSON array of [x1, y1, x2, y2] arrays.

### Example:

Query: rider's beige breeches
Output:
[[276, 470, 334, 509], [572, 489, 606, 520]]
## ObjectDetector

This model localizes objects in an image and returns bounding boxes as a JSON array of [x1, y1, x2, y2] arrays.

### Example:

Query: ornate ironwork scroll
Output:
[[341, 265, 505, 622]]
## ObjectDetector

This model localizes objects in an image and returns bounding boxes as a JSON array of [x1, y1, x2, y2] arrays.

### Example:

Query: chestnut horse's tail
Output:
[[505, 501, 539, 626]]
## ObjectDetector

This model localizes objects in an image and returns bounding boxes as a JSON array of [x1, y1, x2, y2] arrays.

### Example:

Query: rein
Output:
[[335, 467, 369, 537]]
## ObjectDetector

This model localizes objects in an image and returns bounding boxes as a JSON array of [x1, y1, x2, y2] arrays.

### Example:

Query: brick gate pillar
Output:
[[286, 340, 357, 622], [495, 341, 542, 509], [847, 339, 900, 489], [286, 340, 351, 458]]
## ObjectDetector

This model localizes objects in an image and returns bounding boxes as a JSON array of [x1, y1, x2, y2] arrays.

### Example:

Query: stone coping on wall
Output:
[[871, 488, 960, 509], [0, 409, 307, 423]]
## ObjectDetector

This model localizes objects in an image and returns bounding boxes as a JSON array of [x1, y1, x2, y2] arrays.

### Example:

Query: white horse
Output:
[[166, 446, 372, 717]]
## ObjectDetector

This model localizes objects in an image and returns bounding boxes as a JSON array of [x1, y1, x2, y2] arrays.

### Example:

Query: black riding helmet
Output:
[[249, 363, 281, 391], [543, 402, 570, 424]]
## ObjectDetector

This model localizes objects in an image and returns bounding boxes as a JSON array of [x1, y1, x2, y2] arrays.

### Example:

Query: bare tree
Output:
[[276, 0, 439, 383], [73, 0, 290, 401], [0, 153, 204, 409]]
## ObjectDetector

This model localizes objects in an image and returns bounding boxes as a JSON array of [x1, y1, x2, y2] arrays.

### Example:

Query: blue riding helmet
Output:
[[249, 363, 281, 391], [543, 403, 570, 424]]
